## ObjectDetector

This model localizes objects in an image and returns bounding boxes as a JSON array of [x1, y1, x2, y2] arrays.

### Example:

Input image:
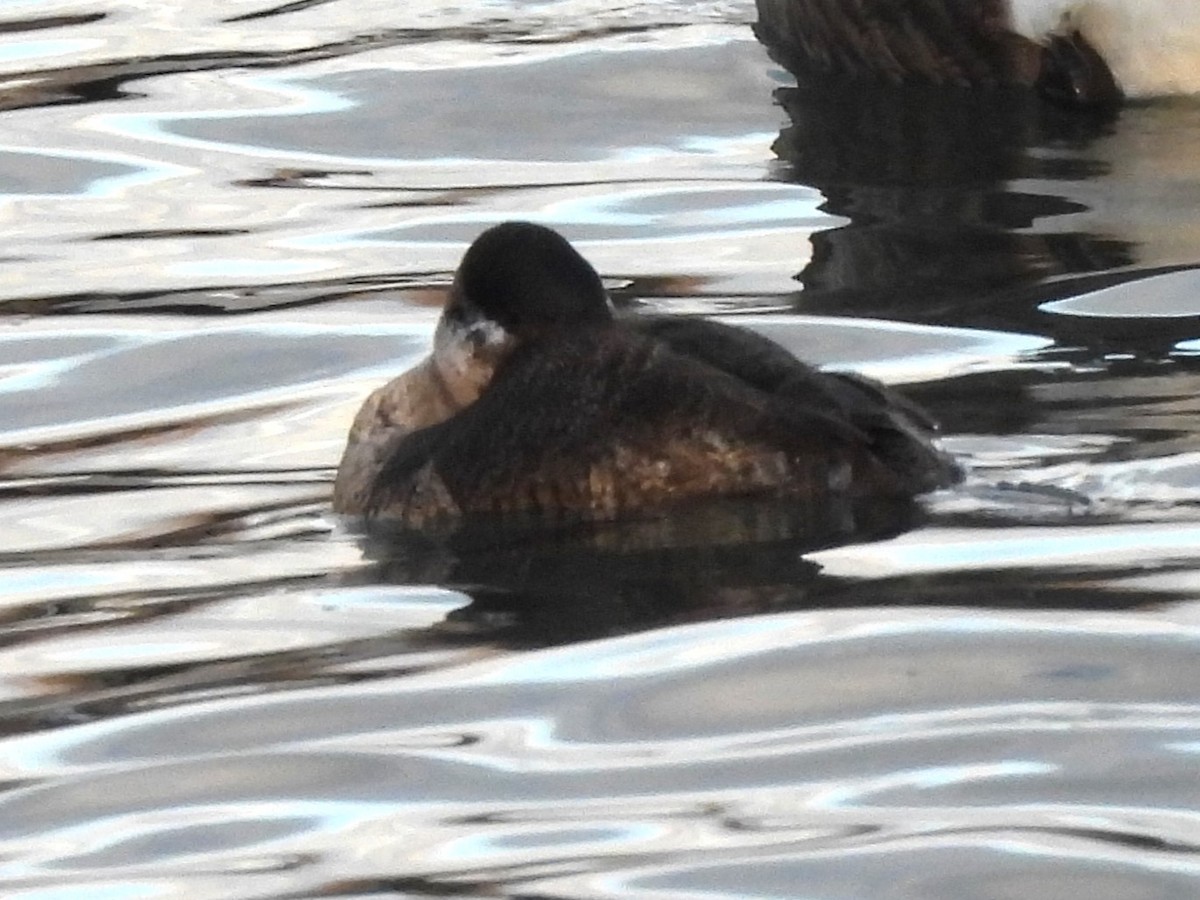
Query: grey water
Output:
[[2, 2, 1200, 898]]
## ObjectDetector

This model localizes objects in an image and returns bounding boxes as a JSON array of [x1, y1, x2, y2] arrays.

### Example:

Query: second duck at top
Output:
[[754, 0, 1200, 107], [333, 222, 961, 528]]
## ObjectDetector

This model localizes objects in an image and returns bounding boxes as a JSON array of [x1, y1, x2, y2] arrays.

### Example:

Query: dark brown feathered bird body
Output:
[[333, 223, 960, 529]]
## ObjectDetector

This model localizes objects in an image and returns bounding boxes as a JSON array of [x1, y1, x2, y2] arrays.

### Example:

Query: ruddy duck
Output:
[[333, 222, 960, 527], [755, 0, 1200, 107]]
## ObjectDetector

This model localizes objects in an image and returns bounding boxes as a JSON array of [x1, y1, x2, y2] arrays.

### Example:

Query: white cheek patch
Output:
[[432, 310, 515, 401], [436, 305, 511, 353], [465, 316, 511, 350], [436, 314, 512, 361]]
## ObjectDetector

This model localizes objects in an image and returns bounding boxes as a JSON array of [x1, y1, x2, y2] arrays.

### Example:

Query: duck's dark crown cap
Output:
[[453, 221, 611, 333]]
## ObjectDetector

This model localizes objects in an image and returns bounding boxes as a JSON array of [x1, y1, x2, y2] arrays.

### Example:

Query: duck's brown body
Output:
[[333, 223, 960, 529]]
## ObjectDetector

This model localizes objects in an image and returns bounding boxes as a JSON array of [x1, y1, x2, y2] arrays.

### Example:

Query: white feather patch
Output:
[[1008, 0, 1200, 97]]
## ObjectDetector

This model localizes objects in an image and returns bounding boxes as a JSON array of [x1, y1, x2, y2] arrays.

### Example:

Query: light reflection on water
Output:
[[0, 605, 1198, 897], [1, 0, 1200, 897]]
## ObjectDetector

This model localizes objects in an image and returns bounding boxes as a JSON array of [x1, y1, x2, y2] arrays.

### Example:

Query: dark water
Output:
[[3, 2, 1200, 897]]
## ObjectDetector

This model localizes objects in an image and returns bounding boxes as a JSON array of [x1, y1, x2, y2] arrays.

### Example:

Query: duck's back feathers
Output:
[[631, 314, 815, 394], [754, 0, 1021, 89], [632, 315, 961, 496]]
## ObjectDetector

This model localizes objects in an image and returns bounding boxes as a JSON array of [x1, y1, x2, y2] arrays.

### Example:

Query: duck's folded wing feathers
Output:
[[632, 315, 960, 493]]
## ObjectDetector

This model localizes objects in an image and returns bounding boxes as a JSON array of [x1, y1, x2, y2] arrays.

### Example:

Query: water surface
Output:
[[2, 2, 1200, 898]]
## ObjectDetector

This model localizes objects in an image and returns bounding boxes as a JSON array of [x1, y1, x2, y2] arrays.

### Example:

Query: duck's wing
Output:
[[814, 370, 960, 493], [630, 314, 812, 393], [366, 330, 893, 525], [632, 315, 960, 493], [753, 0, 1021, 88]]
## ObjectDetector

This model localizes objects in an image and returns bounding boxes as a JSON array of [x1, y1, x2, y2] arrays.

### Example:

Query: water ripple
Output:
[[3, 1, 1200, 896]]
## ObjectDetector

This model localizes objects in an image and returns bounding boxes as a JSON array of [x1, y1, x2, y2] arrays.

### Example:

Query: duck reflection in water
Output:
[[335, 223, 959, 643], [360, 496, 922, 646]]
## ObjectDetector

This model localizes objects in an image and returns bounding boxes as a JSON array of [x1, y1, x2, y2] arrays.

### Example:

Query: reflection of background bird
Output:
[[755, 0, 1200, 107], [767, 80, 1200, 335], [764, 77, 1136, 320]]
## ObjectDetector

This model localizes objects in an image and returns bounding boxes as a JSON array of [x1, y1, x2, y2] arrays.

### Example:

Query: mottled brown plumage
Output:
[[335, 223, 960, 530], [366, 328, 900, 525]]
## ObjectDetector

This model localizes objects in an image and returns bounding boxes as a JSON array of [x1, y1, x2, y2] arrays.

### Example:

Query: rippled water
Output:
[[3, 1, 1200, 897]]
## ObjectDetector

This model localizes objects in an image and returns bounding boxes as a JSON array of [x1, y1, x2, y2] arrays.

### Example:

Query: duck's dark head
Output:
[[444, 222, 612, 345]]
